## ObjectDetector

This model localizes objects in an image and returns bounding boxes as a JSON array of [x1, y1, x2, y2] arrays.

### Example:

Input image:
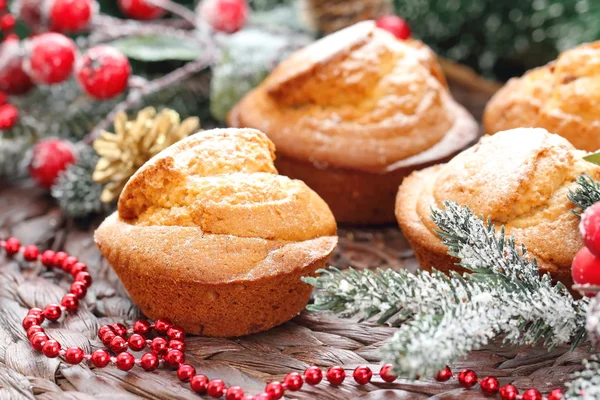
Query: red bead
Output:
[[435, 366, 453, 382], [304, 366, 322, 385], [23, 244, 39, 261], [177, 364, 196, 382], [164, 349, 185, 368], [41, 250, 55, 266], [581, 203, 600, 257], [548, 389, 564, 400], [65, 347, 84, 364], [167, 326, 185, 341], [75, 46, 130, 100], [62, 256, 78, 272], [30, 332, 48, 351], [91, 349, 110, 368], [75, 271, 92, 287], [0, 0, 6, 12], [28, 307, 43, 317], [27, 325, 44, 339], [499, 384, 519, 400], [353, 366, 372, 385], [49, 0, 94, 33], [70, 281, 87, 299], [117, 0, 165, 20], [572, 246, 600, 295], [22, 315, 40, 330], [128, 333, 146, 351], [61, 293, 79, 311], [226, 386, 244, 400], [42, 339, 61, 357], [133, 320, 151, 334], [110, 336, 128, 353], [4, 237, 20, 256], [0, 37, 34, 95], [480, 376, 500, 395], [283, 372, 303, 391], [151, 337, 168, 355], [98, 325, 114, 338], [190, 375, 209, 394], [116, 352, 135, 371], [378, 364, 397, 383], [101, 331, 116, 346], [168, 339, 185, 352], [53, 251, 67, 268], [326, 366, 345, 386], [24, 33, 77, 84], [375, 15, 412, 40], [140, 352, 159, 371], [112, 323, 127, 337], [43, 304, 62, 321], [0, 103, 18, 129], [207, 379, 226, 398], [0, 13, 15, 32], [29, 139, 76, 189], [154, 319, 171, 334], [265, 382, 284, 399], [457, 369, 477, 388], [200, 0, 248, 33], [522, 389, 542, 400], [71, 262, 88, 276]]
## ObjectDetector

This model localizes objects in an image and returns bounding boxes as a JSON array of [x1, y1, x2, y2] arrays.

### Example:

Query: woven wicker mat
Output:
[[0, 77, 595, 400]]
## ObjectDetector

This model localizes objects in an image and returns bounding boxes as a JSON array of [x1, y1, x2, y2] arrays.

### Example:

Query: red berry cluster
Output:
[[16, 0, 95, 33], [118, 0, 165, 20], [29, 138, 76, 188], [199, 0, 249, 33], [3, 237, 568, 400], [0, 0, 17, 40], [375, 15, 412, 40], [573, 202, 600, 294]]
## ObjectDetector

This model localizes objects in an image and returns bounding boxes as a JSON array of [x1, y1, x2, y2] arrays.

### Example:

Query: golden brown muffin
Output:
[[484, 41, 600, 152], [95, 128, 337, 337], [228, 21, 479, 225], [396, 128, 600, 287]]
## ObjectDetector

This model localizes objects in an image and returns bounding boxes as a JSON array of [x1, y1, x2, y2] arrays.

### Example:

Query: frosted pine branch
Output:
[[568, 174, 600, 215], [565, 355, 600, 399]]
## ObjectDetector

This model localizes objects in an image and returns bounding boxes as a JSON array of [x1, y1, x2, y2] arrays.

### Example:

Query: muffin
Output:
[[396, 128, 600, 286], [484, 41, 600, 152], [95, 128, 337, 337], [228, 21, 479, 225]]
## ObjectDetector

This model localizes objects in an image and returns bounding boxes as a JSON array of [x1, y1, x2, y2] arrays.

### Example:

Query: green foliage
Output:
[[108, 35, 204, 62], [568, 174, 600, 215], [0, 136, 33, 180]]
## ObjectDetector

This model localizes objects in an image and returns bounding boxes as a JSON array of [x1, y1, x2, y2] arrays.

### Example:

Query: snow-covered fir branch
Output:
[[305, 201, 588, 377], [568, 174, 600, 215], [565, 355, 600, 400]]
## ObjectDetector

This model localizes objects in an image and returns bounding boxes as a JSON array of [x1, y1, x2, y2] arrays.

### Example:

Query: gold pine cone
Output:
[[299, 0, 393, 34], [93, 107, 200, 203]]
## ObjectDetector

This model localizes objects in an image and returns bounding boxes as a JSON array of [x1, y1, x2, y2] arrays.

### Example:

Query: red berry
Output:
[[225, 386, 244, 400], [61, 293, 79, 311], [30, 332, 48, 351], [457, 369, 477, 388], [65, 347, 84, 364], [435, 366, 453, 382], [200, 0, 248, 33], [283, 372, 303, 391], [304, 366, 322, 385], [572, 246, 600, 294], [265, 382, 284, 399], [109, 336, 128, 353], [480, 376, 500, 395], [43, 304, 62, 321], [191, 375, 209, 394], [133, 319, 151, 334], [24, 33, 77, 84], [76, 45, 130, 99], [326, 366, 345, 386], [42, 339, 61, 357], [70, 281, 87, 299], [581, 203, 600, 257], [0, 36, 35, 94], [522, 389, 542, 400], [127, 333, 146, 351], [0, 0, 7, 11], [4, 237, 20, 255], [23, 244, 39, 261], [49, 0, 95, 32], [29, 139, 76, 189], [91, 349, 110, 368], [116, 352, 135, 371], [375, 15, 412, 40], [499, 384, 519, 400], [140, 352, 159, 371], [117, 0, 165, 20], [0, 14, 16, 32], [0, 104, 18, 130], [164, 349, 185, 368], [548, 389, 564, 400], [177, 364, 196, 382], [150, 337, 168, 355], [0, 91, 6, 105], [26, 325, 44, 339], [15, 0, 44, 32], [353, 366, 372, 385], [207, 379, 226, 398]]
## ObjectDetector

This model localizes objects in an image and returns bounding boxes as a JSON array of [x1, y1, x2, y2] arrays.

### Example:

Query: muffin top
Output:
[[228, 21, 475, 172], [484, 42, 600, 152]]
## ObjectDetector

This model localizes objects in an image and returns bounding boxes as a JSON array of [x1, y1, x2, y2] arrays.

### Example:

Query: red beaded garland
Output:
[[480, 376, 499, 395], [435, 366, 453, 382], [112, 323, 127, 337], [4, 237, 20, 255], [127, 333, 146, 351], [42, 339, 61, 358], [43, 304, 62, 321], [98, 325, 114, 337], [326, 366, 346, 386], [167, 326, 185, 341], [151, 337, 168, 355], [499, 384, 519, 400], [53, 251, 67, 268], [457, 369, 477, 388], [62, 256, 78, 272], [22, 315, 40, 330], [548, 389, 564, 400], [75, 271, 92, 287], [91, 349, 111, 368], [71, 262, 88, 276], [101, 331, 116, 346], [116, 352, 135, 371], [70, 281, 87, 298], [61, 293, 79, 311], [168, 339, 185, 352], [265, 381, 284, 399], [164, 349, 185, 368], [304, 366, 323, 385], [283, 372, 303, 391], [353, 366, 372, 385], [191, 374, 209, 394], [154, 319, 172, 334], [207, 379, 226, 398], [379, 364, 397, 383], [23, 244, 39, 261], [225, 386, 244, 400], [41, 250, 55, 266], [30, 332, 48, 351], [177, 364, 196, 382], [521, 389, 542, 400], [133, 319, 151, 334], [140, 352, 159, 371], [109, 336, 128, 353], [27, 325, 44, 339], [253, 394, 272, 400], [65, 347, 84, 364]]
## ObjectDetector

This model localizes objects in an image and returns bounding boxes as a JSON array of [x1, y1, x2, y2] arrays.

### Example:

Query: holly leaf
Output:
[[584, 152, 600, 166], [107, 35, 203, 62]]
